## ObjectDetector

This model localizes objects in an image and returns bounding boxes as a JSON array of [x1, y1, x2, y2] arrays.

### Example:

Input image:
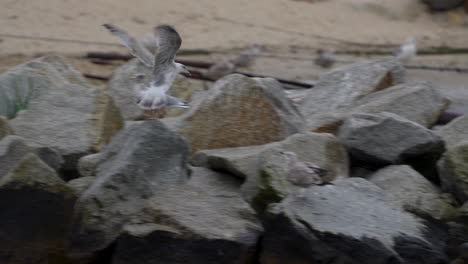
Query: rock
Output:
[[299, 57, 405, 133], [0, 116, 13, 140], [107, 59, 203, 120], [436, 114, 468, 150], [438, 141, 468, 203], [188, 166, 242, 194], [338, 112, 445, 165], [4, 56, 123, 170], [261, 178, 447, 264], [67, 176, 95, 196], [113, 185, 263, 264], [369, 165, 457, 220], [177, 74, 305, 153], [193, 132, 349, 203], [77, 152, 103, 177], [455, 201, 468, 223], [28, 143, 64, 172], [447, 222, 468, 259], [0, 153, 76, 264], [0, 135, 32, 178], [68, 120, 190, 256], [422, 0, 464, 11], [354, 82, 449, 128]]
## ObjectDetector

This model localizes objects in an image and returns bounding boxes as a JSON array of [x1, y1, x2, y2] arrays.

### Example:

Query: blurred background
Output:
[[0, 0, 467, 108]]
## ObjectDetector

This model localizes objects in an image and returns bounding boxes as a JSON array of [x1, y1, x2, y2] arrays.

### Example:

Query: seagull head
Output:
[[175, 63, 191, 76]]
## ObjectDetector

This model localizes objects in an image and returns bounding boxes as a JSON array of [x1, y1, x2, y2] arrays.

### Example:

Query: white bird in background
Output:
[[314, 48, 336, 68], [281, 151, 328, 198], [103, 24, 190, 118], [202, 60, 236, 81], [392, 37, 417, 63]]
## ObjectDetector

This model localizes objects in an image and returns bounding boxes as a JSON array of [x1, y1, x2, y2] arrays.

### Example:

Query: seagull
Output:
[[314, 48, 336, 68], [202, 60, 236, 81], [231, 43, 262, 68], [281, 151, 328, 198], [392, 37, 417, 63], [103, 24, 190, 118]]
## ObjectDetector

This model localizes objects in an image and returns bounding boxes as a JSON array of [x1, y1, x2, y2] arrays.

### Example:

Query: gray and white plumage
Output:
[[281, 151, 327, 188], [314, 48, 336, 68], [231, 43, 262, 68], [392, 37, 417, 62], [104, 24, 189, 113]]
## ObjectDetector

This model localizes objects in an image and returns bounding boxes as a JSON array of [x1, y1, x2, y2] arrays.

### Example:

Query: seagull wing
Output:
[[103, 24, 155, 68], [153, 25, 182, 86]]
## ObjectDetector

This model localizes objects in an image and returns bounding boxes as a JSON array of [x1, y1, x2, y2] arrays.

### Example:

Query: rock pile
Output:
[[0, 55, 466, 263]]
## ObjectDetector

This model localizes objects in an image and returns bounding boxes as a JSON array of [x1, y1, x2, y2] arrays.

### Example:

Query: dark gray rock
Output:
[[68, 120, 190, 256], [193, 132, 349, 203], [0, 116, 13, 140], [0, 153, 76, 264], [4, 56, 123, 170], [369, 165, 457, 220], [261, 178, 447, 264], [113, 185, 263, 264], [177, 74, 306, 153], [0, 135, 31, 178], [447, 222, 468, 259], [338, 112, 445, 165], [188, 166, 242, 194], [438, 141, 468, 203], [28, 143, 64, 172], [300, 57, 405, 133], [422, 0, 464, 11], [436, 114, 468, 151]]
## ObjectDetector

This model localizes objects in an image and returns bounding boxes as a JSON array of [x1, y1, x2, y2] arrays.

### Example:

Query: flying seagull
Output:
[[103, 24, 190, 118], [392, 37, 417, 63], [281, 151, 327, 198]]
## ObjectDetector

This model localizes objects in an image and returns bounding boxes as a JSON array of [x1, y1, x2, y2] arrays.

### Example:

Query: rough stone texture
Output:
[[438, 141, 468, 203], [422, 0, 464, 11], [0, 116, 13, 140], [107, 59, 202, 120], [299, 57, 405, 133], [455, 202, 468, 223], [436, 114, 468, 151], [0, 153, 76, 264], [68, 121, 190, 256], [188, 166, 242, 194], [447, 222, 468, 259], [4, 56, 123, 170], [354, 82, 449, 128], [193, 132, 349, 202], [338, 112, 445, 165], [67, 176, 95, 196], [261, 178, 447, 264], [77, 152, 103, 177], [27, 142, 64, 172], [113, 185, 263, 264], [0, 135, 32, 178], [177, 74, 305, 153], [369, 165, 457, 220]]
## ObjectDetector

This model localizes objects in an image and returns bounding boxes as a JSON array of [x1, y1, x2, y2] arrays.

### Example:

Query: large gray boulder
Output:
[[192, 132, 349, 203], [422, 0, 464, 11], [436, 114, 468, 151], [369, 165, 457, 220], [0, 116, 13, 140], [2, 56, 123, 170], [338, 112, 445, 165], [173, 74, 305, 153], [0, 153, 76, 264], [113, 185, 263, 264], [68, 121, 190, 256], [300, 57, 405, 133], [107, 59, 202, 120], [438, 141, 468, 203], [261, 178, 447, 264]]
